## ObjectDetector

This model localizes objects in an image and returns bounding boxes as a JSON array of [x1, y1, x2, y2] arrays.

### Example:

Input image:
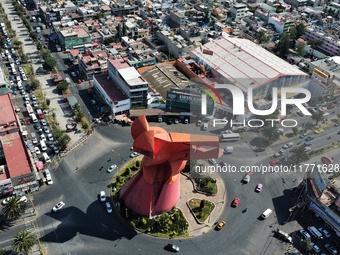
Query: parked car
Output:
[[43, 127, 50, 133], [2, 196, 27, 205], [299, 133, 308, 139], [310, 243, 320, 253], [34, 146, 41, 155], [325, 244, 337, 255], [319, 227, 331, 238], [334, 122, 340, 127], [299, 229, 311, 239], [314, 128, 324, 134], [41, 119, 47, 126], [305, 136, 314, 141], [304, 141, 312, 146], [208, 158, 217, 164], [47, 133, 54, 141], [52, 201, 65, 212], [53, 146, 60, 154], [215, 221, 226, 230], [304, 147, 312, 152]]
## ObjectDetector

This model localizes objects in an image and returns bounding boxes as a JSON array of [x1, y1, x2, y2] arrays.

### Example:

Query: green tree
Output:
[[43, 55, 57, 70], [296, 42, 305, 56], [290, 146, 310, 164], [262, 126, 280, 142], [13, 39, 23, 48], [258, 30, 270, 44], [30, 79, 40, 90], [0, 37, 6, 49], [12, 230, 36, 255], [21, 53, 28, 64], [311, 111, 324, 125], [308, 39, 323, 50], [97, 12, 104, 19], [277, 33, 290, 56], [2, 197, 27, 220], [288, 26, 296, 40], [58, 134, 71, 151], [292, 127, 298, 135], [40, 49, 50, 59], [296, 23, 306, 38], [57, 81, 69, 93], [0, 247, 8, 255]]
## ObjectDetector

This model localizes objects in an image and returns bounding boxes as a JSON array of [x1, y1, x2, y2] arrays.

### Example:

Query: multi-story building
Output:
[[283, 0, 307, 7], [304, 27, 340, 56], [0, 94, 40, 197], [229, 3, 248, 21], [268, 13, 295, 34], [56, 25, 92, 51], [110, 1, 138, 16], [156, 30, 188, 59], [78, 50, 109, 80], [308, 56, 340, 100], [169, 11, 186, 28], [108, 58, 148, 109], [92, 74, 130, 116]]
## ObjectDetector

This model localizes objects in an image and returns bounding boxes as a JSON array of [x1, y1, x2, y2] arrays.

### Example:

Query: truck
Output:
[[36, 109, 44, 119], [222, 146, 234, 154]]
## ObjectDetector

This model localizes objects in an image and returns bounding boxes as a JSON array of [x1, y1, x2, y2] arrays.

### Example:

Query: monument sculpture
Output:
[[119, 115, 222, 217]]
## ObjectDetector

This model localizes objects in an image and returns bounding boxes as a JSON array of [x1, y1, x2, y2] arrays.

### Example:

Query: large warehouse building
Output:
[[189, 35, 310, 119]]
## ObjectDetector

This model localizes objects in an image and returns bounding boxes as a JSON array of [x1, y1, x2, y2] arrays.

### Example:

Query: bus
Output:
[[220, 133, 240, 142], [26, 104, 34, 115]]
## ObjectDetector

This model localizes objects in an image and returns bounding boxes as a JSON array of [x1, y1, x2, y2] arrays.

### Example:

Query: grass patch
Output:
[[188, 198, 215, 223], [111, 159, 140, 196], [129, 208, 189, 238], [45, 114, 59, 130], [195, 176, 217, 194], [111, 159, 189, 238]]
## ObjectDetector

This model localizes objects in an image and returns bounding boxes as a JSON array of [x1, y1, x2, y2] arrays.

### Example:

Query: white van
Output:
[[40, 140, 47, 151], [202, 122, 208, 131], [30, 113, 38, 123], [261, 208, 273, 219], [308, 226, 323, 240], [42, 152, 51, 163]]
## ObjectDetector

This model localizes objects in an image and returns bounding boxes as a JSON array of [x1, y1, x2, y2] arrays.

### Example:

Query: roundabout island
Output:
[[110, 115, 227, 238]]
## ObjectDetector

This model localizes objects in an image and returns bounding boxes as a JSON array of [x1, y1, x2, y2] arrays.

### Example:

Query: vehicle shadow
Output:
[[39, 201, 137, 243]]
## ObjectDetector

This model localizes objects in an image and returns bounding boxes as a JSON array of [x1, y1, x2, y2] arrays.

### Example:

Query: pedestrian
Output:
[[76, 167, 79, 170]]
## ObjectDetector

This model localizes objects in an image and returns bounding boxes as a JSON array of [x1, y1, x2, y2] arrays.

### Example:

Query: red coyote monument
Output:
[[119, 115, 222, 217]]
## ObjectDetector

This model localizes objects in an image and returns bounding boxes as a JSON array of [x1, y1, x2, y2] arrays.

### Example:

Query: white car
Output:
[[107, 164, 117, 173], [25, 101, 30, 106], [105, 202, 112, 213], [100, 191, 106, 202], [208, 158, 217, 164], [22, 74, 27, 81], [32, 137, 38, 144], [2, 196, 28, 205], [47, 133, 54, 141], [18, 66, 23, 72], [304, 147, 311, 152], [34, 146, 41, 154], [16, 76, 21, 82], [130, 152, 139, 158], [31, 94, 37, 101], [32, 101, 38, 107], [40, 134, 46, 141], [24, 95, 30, 101], [52, 201, 65, 212]]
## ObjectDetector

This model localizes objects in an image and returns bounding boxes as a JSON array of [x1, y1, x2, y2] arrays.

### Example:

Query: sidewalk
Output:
[[176, 171, 226, 236], [3, 2, 83, 148]]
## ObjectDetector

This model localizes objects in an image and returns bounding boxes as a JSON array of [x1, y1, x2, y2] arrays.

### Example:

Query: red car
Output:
[[77, 79, 82, 84], [232, 197, 240, 207], [327, 104, 335, 109], [270, 159, 279, 166], [305, 136, 314, 141]]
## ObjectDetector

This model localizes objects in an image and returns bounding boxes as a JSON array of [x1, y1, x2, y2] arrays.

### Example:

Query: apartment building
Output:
[[108, 58, 148, 109], [78, 50, 109, 80], [268, 13, 295, 34], [304, 27, 340, 56], [229, 3, 248, 21]]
